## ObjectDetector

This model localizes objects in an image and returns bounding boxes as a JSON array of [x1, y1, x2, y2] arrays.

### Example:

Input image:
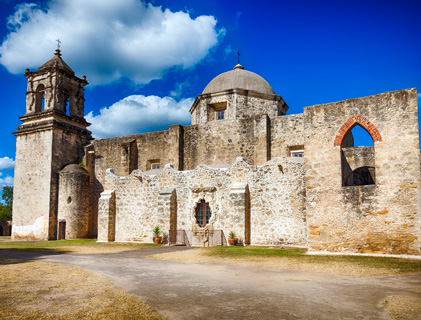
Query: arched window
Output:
[[339, 120, 377, 187], [63, 87, 72, 115], [195, 199, 211, 227], [35, 84, 45, 112]]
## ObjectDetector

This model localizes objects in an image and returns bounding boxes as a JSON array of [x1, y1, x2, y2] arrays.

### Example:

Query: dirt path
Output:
[[1, 247, 420, 320]]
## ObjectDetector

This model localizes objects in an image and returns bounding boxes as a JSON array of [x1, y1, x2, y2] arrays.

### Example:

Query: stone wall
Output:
[[58, 164, 91, 239], [98, 157, 306, 246], [183, 119, 259, 169], [12, 124, 91, 241], [88, 88, 420, 255], [190, 89, 287, 125], [271, 114, 305, 158], [12, 130, 54, 240], [304, 88, 421, 255], [50, 129, 91, 238]]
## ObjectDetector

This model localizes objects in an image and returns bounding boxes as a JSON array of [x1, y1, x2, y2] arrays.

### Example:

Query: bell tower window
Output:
[[195, 199, 211, 227], [63, 87, 72, 115], [35, 84, 45, 112]]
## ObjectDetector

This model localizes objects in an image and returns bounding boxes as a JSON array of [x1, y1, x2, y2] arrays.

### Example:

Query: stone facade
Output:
[[97, 157, 306, 245], [57, 164, 91, 239], [12, 50, 92, 240], [304, 89, 421, 255], [11, 55, 421, 255]]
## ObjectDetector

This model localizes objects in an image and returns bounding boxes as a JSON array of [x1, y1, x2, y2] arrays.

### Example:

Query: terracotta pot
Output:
[[153, 237, 162, 244], [228, 238, 238, 246]]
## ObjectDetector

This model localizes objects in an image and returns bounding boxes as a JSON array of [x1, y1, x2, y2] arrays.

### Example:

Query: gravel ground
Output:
[[1, 247, 420, 320]]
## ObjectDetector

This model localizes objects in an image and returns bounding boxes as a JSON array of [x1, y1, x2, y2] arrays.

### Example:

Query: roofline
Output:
[[190, 88, 283, 113]]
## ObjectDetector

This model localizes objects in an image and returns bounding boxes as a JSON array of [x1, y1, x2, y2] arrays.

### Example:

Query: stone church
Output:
[[11, 50, 421, 255]]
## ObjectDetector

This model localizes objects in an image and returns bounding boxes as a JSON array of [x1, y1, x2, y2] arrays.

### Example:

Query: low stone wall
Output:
[[98, 157, 307, 246]]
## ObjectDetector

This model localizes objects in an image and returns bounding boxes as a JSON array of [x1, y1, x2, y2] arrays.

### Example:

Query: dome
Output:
[[202, 64, 275, 95]]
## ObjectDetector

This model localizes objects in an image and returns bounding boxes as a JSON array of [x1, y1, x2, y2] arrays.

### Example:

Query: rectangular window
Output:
[[151, 163, 161, 170], [208, 101, 227, 121], [290, 150, 304, 158]]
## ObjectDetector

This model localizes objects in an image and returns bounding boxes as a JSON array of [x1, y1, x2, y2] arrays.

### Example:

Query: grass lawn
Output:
[[204, 246, 421, 274], [0, 238, 160, 254], [152, 246, 421, 277]]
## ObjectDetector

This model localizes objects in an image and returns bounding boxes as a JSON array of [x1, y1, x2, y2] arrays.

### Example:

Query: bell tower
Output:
[[12, 49, 92, 240]]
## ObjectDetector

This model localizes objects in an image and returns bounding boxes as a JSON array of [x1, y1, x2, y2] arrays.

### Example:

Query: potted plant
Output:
[[153, 226, 162, 244], [228, 231, 238, 246]]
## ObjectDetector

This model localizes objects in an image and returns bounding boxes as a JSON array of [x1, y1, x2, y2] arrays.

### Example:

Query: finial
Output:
[[55, 39, 62, 57], [233, 50, 244, 70]]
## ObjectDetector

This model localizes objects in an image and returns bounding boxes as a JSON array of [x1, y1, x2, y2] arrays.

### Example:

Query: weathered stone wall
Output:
[[183, 119, 258, 169], [50, 129, 91, 238], [235, 92, 287, 120], [271, 114, 305, 158], [92, 130, 169, 179], [97, 190, 116, 242], [12, 127, 88, 240], [190, 89, 287, 125], [58, 165, 91, 239], [98, 157, 306, 246], [12, 131, 54, 240], [12, 53, 92, 241], [304, 88, 421, 255]]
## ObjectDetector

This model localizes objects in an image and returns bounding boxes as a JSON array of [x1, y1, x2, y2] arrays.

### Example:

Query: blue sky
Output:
[[0, 0, 420, 192]]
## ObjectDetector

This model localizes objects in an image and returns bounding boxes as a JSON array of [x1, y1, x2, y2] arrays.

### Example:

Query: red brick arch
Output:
[[334, 115, 382, 147]]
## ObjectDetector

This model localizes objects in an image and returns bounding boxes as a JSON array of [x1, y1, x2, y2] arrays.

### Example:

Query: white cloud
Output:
[[0, 176, 13, 189], [224, 45, 234, 58], [170, 80, 191, 98], [86, 95, 193, 138], [0, 0, 224, 85], [0, 157, 15, 170]]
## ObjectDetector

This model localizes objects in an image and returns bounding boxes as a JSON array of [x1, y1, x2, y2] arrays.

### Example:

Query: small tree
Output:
[[0, 186, 13, 220], [2, 186, 13, 207]]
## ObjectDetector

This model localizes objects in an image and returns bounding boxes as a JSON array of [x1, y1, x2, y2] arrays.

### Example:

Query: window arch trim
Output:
[[334, 115, 382, 146]]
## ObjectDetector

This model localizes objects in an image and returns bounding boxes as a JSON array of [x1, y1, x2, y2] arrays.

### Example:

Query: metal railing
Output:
[[168, 229, 226, 247], [168, 230, 190, 246]]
